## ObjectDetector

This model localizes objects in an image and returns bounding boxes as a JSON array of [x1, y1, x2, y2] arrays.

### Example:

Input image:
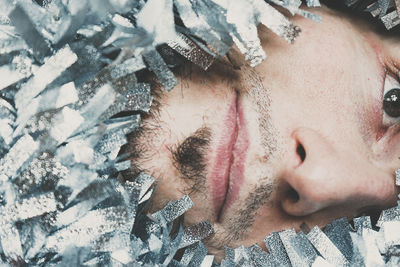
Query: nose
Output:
[[280, 128, 398, 217]]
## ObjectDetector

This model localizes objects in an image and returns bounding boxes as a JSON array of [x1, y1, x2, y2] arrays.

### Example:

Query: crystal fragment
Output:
[[312, 256, 335, 267], [248, 244, 276, 267], [15, 82, 78, 134], [201, 255, 214, 267], [95, 130, 127, 155], [0, 134, 38, 182], [0, 99, 14, 120], [180, 240, 202, 265], [0, 57, 32, 90], [97, 98, 127, 123], [174, 0, 232, 56], [112, 72, 138, 96], [136, 0, 177, 45], [279, 229, 317, 267], [78, 83, 116, 132], [53, 181, 116, 228], [95, 230, 131, 253], [50, 3, 91, 45], [181, 242, 207, 266], [82, 254, 107, 266], [114, 160, 130, 172], [111, 247, 134, 265], [366, 2, 383, 17], [179, 221, 214, 249], [344, 0, 361, 6], [11, 53, 33, 75], [132, 212, 161, 241], [37, 82, 78, 112], [0, 99, 14, 146], [324, 218, 353, 261], [57, 133, 102, 166], [233, 246, 251, 266], [264, 231, 291, 266], [8, 4, 51, 62], [56, 165, 98, 204], [151, 195, 193, 223], [17, 0, 64, 42], [143, 49, 178, 91], [226, 0, 266, 67], [134, 172, 155, 201], [0, 192, 57, 225], [295, 9, 322, 22], [117, 180, 140, 232], [162, 224, 184, 265], [111, 13, 135, 32], [306, 226, 349, 266], [255, 0, 301, 43], [354, 228, 385, 266], [387, 256, 400, 267], [49, 107, 83, 144], [124, 83, 153, 112], [0, 25, 28, 54], [14, 45, 77, 110], [147, 233, 162, 254], [381, 10, 400, 29], [139, 187, 154, 204], [167, 32, 215, 70], [377, 0, 392, 17], [221, 247, 235, 266], [0, 223, 24, 263], [0, 0, 11, 23], [22, 217, 51, 260], [353, 216, 372, 233], [379, 221, 400, 252], [348, 232, 365, 266], [377, 205, 400, 227], [67, 43, 103, 88], [44, 206, 128, 252], [0, 137, 9, 159], [109, 57, 145, 81], [306, 0, 321, 7]]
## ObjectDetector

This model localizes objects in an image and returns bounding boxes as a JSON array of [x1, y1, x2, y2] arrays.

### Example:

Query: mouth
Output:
[[209, 94, 249, 222]]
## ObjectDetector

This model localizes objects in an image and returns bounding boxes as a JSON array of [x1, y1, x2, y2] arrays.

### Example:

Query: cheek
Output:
[[158, 82, 232, 137]]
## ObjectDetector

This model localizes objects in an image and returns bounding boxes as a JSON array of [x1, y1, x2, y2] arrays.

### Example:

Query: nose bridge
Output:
[[281, 128, 397, 217]]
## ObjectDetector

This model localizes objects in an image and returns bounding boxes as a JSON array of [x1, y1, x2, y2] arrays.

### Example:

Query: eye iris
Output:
[[383, 88, 400, 117]]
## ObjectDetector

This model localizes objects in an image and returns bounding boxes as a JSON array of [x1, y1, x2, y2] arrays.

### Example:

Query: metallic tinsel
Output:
[[0, 0, 398, 266]]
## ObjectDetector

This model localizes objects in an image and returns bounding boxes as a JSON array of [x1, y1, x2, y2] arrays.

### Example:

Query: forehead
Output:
[[258, 5, 398, 46]]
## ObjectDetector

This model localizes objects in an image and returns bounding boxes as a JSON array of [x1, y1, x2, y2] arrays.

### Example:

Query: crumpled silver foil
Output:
[[0, 0, 399, 266], [346, 0, 400, 29]]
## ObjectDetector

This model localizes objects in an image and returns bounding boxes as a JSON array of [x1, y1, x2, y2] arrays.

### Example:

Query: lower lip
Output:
[[210, 95, 249, 221]]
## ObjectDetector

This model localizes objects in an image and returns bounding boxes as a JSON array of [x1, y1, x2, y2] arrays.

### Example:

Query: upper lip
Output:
[[209, 93, 249, 222]]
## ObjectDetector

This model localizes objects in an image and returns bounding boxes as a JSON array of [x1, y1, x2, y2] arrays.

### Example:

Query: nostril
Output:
[[287, 187, 299, 203], [296, 143, 306, 162]]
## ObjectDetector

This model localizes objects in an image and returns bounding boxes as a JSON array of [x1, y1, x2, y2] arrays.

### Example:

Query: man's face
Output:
[[127, 6, 400, 258]]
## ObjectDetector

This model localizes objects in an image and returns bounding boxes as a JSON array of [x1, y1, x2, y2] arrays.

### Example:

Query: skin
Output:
[[125, 5, 400, 260]]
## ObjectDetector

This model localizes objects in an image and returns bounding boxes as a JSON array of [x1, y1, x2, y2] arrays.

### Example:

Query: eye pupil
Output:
[[383, 88, 400, 117]]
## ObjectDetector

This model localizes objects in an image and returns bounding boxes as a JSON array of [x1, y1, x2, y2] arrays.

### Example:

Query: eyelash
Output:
[[381, 71, 400, 128]]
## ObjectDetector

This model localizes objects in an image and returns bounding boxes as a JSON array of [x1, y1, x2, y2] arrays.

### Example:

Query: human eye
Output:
[[382, 72, 400, 128]]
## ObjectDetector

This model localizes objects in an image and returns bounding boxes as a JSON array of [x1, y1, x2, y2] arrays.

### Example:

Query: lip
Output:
[[209, 94, 249, 222]]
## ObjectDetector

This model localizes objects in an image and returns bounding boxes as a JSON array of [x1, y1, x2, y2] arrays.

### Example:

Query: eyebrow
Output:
[[170, 127, 211, 193]]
